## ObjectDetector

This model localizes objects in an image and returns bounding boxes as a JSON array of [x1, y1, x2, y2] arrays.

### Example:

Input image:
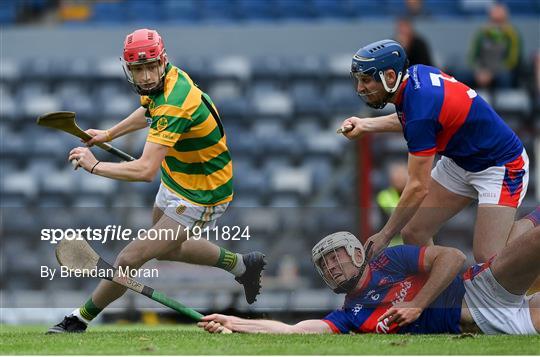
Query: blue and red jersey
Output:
[[323, 245, 465, 334], [394, 65, 522, 172]]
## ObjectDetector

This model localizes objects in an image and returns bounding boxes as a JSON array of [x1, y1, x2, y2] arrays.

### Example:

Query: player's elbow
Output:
[[282, 321, 317, 334], [139, 171, 156, 182], [289, 321, 327, 334], [453, 248, 467, 265], [444, 247, 467, 267], [289, 325, 310, 334], [137, 161, 158, 182]]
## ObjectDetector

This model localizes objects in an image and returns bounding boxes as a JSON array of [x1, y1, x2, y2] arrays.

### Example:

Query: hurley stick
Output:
[[55, 237, 231, 332]]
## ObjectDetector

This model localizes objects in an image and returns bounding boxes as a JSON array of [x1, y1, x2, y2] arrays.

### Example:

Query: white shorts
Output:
[[431, 150, 529, 208], [154, 183, 229, 230], [463, 264, 538, 335]]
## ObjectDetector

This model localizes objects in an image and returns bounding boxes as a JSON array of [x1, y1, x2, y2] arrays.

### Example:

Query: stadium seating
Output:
[[312, 0, 351, 19], [199, 0, 238, 23], [237, 0, 275, 21], [0, 1, 17, 24], [162, 0, 200, 24], [493, 88, 532, 117], [90, 1, 128, 23], [2, 0, 540, 26]]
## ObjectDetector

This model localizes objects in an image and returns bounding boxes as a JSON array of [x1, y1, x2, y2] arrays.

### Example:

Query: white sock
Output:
[[72, 308, 90, 325], [230, 253, 246, 277]]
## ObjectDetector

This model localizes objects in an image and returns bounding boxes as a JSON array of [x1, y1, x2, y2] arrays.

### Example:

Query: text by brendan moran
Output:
[[40, 266, 159, 280]]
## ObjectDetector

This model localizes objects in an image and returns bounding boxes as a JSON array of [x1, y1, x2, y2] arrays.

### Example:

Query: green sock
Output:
[[215, 247, 239, 272], [79, 298, 102, 322]]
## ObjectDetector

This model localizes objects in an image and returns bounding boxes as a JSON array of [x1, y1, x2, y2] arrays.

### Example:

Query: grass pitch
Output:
[[1, 324, 539, 355]]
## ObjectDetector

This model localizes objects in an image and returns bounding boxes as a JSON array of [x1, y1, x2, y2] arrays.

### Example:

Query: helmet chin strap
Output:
[[363, 71, 405, 109], [136, 80, 164, 95], [379, 70, 403, 93]]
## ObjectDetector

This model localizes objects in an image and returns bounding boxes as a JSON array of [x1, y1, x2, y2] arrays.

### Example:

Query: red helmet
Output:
[[121, 29, 168, 95]]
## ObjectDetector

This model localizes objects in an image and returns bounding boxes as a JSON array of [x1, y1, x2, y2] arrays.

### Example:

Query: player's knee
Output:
[[450, 247, 467, 265]]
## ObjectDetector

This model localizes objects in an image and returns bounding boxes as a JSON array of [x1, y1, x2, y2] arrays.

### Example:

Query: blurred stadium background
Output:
[[1, 0, 539, 326]]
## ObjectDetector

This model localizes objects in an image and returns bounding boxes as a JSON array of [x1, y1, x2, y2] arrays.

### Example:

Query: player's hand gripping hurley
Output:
[[336, 125, 354, 134], [36, 112, 136, 167]]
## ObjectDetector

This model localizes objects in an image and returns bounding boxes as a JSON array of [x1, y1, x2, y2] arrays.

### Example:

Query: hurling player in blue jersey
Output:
[[339, 39, 539, 263], [199, 230, 540, 335]]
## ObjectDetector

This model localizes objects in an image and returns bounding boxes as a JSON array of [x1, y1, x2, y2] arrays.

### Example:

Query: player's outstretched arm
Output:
[[339, 113, 402, 139], [85, 107, 148, 146], [198, 314, 332, 334]]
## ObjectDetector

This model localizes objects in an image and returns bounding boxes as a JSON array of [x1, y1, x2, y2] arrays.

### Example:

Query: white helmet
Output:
[[312, 232, 369, 294]]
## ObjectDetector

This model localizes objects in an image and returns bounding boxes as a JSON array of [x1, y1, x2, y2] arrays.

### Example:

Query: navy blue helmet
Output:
[[351, 39, 409, 108]]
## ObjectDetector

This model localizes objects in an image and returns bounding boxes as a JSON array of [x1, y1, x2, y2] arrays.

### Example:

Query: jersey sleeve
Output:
[[322, 309, 355, 334], [403, 118, 437, 156], [140, 96, 152, 117], [140, 96, 151, 108], [146, 110, 192, 147], [401, 72, 443, 157], [382, 245, 427, 275]]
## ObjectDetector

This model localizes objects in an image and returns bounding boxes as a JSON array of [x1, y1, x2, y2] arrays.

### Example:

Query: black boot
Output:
[[235, 252, 266, 304], [46, 315, 87, 334]]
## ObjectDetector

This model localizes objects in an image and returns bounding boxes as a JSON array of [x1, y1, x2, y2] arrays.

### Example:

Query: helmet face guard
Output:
[[312, 232, 369, 294], [350, 71, 384, 108], [122, 29, 168, 96], [121, 54, 166, 95]]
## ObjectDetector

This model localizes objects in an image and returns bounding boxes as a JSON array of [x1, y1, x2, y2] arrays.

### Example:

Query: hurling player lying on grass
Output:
[[199, 229, 540, 335]]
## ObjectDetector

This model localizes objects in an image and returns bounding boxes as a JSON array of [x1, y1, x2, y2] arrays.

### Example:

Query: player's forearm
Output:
[[108, 107, 148, 139], [93, 159, 156, 182], [380, 183, 428, 240], [364, 113, 402, 133], [228, 317, 295, 334], [201, 315, 331, 335], [412, 248, 465, 309]]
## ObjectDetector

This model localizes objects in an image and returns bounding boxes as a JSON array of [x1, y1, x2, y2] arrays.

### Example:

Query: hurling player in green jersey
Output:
[[49, 29, 265, 334]]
